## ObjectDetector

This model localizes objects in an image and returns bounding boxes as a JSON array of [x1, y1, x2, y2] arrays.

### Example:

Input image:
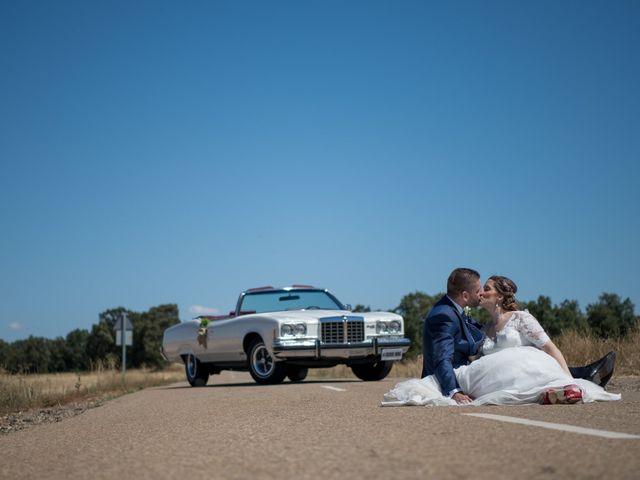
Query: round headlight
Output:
[[293, 323, 307, 336], [281, 324, 293, 336], [376, 321, 388, 334], [389, 321, 401, 334]]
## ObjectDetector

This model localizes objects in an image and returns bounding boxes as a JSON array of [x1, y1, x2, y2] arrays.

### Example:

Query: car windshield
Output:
[[240, 290, 344, 314]]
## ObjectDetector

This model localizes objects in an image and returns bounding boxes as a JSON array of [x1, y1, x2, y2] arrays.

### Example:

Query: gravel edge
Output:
[[1, 399, 105, 435]]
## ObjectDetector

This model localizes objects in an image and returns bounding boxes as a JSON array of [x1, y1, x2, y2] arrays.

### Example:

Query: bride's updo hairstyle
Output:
[[489, 275, 519, 311]]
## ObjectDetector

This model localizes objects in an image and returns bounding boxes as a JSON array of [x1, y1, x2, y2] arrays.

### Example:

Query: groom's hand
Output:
[[452, 392, 473, 404]]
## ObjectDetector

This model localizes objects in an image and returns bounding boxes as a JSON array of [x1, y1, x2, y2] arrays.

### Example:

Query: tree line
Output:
[[0, 304, 179, 374], [1, 292, 637, 373]]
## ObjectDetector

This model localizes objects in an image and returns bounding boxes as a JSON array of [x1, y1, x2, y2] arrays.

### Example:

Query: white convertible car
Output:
[[161, 285, 411, 386]]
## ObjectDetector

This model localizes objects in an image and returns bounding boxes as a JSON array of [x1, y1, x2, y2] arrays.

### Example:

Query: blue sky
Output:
[[1, 1, 639, 342]]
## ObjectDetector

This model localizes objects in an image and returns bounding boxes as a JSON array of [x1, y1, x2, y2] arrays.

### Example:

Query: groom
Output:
[[422, 268, 485, 404], [422, 267, 616, 404]]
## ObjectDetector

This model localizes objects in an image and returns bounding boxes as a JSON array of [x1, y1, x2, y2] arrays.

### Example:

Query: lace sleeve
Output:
[[514, 311, 550, 348]]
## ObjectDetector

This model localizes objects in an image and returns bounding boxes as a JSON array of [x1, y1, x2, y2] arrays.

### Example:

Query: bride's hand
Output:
[[452, 392, 473, 404]]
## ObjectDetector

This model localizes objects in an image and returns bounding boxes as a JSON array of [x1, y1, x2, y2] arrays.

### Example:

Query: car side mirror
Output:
[[344, 304, 352, 311]]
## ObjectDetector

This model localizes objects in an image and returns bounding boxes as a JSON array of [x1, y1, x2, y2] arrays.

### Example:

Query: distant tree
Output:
[[553, 299, 588, 335], [394, 291, 441, 358], [352, 304, 371, 312], [49, 337, 69, 372], [586, 293, 638, 338], [5, 336, 53, 373], [520, 296, 588, 337], [65, 329, 91, 371], [130, 304, 180, 369], [0, 339, 8, 370], [86, 318, 119, 367], [98, 307, 129, 330], [85, 305, 179, 370]]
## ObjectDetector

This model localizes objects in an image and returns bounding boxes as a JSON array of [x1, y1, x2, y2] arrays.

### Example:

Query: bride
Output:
[[382, 275, 621, 406]]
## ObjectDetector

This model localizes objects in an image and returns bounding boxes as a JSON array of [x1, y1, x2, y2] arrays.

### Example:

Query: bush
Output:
[[586, 293, 639, 338], [393, 291, 441, 358]]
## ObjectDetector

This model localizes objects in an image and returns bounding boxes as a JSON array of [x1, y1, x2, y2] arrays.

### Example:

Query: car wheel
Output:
[[350, 360, 393, 381], [286, 366, 309, 382], [248, 338, 287, 385], [185, 353, 209, 387]]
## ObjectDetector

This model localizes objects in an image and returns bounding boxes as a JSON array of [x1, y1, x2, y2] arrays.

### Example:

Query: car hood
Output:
[[257, 309, 402, 322]]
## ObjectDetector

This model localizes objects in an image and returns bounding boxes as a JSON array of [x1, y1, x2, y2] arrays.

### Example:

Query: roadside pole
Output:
[[121, 313, 126, 380], [115, 313, 133, 384]]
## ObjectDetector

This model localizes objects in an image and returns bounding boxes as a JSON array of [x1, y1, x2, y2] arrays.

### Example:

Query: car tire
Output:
[[350, 360, 393, 381], [248, 338, 287, 385], [185, 353, 209, 387], [286, 366, 309, 382]]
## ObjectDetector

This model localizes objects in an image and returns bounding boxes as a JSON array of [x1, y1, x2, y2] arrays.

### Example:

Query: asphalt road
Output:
[[2, 372, 639, 480]]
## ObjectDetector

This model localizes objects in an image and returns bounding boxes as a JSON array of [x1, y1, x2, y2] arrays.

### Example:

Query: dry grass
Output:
[[0, 364, 184, 415], [556, 327, 640, 375]]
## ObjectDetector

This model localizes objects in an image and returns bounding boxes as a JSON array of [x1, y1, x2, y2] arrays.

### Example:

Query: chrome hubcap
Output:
[[187, 354, 196, 378], [252, 345, 274, 378]]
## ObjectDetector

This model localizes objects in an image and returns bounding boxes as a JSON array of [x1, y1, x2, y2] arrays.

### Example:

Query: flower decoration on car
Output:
[[197, 318, 209, 348]]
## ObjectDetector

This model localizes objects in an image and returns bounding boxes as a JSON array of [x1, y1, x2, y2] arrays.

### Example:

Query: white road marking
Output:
[[322, 386, 347, 392], [462, 413, 640, 440]]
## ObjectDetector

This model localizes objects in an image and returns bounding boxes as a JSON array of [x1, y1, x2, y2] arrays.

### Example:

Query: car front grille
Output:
[[320, 317, 365, 344]]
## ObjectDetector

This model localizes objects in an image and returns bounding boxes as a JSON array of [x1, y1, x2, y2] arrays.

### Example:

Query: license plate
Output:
[[349, 349, 366, 357], [381, 348, 403, 361]]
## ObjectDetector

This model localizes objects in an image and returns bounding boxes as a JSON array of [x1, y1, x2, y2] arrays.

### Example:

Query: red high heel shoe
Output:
[[540, 384, 583, 404]]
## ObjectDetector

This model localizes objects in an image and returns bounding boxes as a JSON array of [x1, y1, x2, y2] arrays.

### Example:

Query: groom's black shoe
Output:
[[569, 352, 616, 388]]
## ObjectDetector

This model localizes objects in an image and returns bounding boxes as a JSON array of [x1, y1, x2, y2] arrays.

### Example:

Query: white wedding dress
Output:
[[382, 311, 621, 406]]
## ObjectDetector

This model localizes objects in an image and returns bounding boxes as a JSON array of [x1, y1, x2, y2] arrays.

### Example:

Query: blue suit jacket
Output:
[[421, 295, 485, 396]]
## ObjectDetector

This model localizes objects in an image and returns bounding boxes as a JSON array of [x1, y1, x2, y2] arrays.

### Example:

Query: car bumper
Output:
[[272, 337, 411, 360]]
